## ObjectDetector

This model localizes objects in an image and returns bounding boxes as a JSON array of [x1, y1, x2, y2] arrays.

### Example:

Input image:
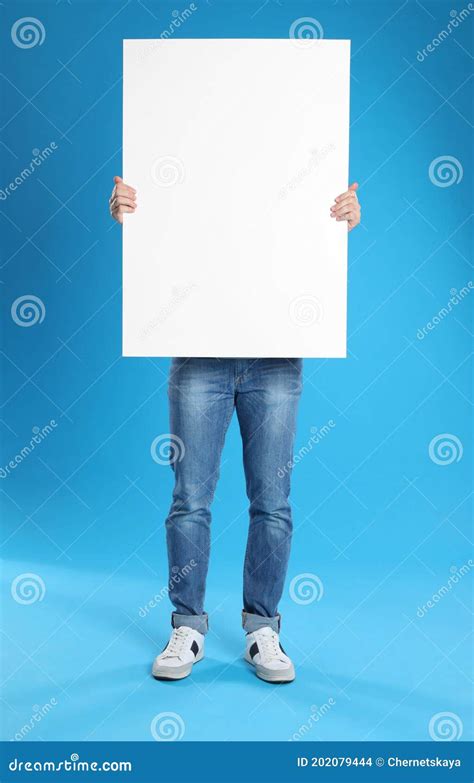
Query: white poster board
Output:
[[123, 39, 350, 358]]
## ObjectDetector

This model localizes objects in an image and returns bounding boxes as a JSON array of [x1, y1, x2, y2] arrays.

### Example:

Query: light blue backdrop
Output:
[[1, 0, 472, 744]]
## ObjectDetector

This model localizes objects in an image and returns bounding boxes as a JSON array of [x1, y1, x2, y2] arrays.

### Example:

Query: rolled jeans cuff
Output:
[[242, 610, 281, 634], [172, 612, 209, 635]]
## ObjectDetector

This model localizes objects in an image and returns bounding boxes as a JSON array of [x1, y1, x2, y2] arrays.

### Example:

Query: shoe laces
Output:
[[165, 626, 193, 658], [256, 628, 281, 662]]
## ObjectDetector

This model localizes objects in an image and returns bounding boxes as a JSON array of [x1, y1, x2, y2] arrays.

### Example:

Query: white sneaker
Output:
[[152, 626, 204, 680], [245, 626, 295, 683]]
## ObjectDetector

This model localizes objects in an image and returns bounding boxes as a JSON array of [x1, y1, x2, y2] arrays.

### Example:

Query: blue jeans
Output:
[[165, 358, 302, 635]]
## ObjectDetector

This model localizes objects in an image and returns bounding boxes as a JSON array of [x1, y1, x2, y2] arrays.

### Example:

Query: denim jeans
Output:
[[165, 358, 302, 635]]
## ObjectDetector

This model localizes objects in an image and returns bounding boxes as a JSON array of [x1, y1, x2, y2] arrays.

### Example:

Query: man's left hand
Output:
[[330, 182, 361, 232]]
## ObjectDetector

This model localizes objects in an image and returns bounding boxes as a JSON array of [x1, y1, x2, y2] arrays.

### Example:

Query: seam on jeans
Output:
[[235, 358, 260, 386], [206, 400, 235, 502]]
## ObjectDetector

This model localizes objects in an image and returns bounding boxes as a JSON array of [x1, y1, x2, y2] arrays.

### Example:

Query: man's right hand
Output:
[[109, 176, 137, 224]]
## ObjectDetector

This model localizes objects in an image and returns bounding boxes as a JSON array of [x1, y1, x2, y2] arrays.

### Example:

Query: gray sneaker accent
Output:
[[152, 648, 204, 680], [245, 652, 295, 683], [152, 626, 204, 681]]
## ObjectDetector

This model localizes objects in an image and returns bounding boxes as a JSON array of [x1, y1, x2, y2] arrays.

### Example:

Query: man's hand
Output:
[[109, 176, 137, 224], [330, 182, 361, 232]]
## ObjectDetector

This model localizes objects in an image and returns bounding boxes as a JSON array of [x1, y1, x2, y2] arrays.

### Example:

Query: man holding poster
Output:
[[114, 36, 360, 684], [110, 175, 360, 683]]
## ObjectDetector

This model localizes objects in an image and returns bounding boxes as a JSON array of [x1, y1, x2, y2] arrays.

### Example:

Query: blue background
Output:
[[1, 0, 472, 745]]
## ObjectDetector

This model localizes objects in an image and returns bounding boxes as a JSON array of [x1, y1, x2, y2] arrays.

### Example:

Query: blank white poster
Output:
[[123, 39, 350, 358]]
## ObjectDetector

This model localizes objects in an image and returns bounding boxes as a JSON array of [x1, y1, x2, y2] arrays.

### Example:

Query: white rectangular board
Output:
[[123, 39, 350, 358]]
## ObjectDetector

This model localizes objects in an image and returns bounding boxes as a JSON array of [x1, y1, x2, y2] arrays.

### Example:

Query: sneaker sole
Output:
[[152, 652, 204, 681], [245, 657, 295, 683]]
